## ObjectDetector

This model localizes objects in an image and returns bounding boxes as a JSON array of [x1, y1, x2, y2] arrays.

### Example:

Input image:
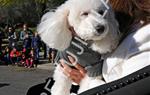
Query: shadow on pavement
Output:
[[0, 83, 10, 88]]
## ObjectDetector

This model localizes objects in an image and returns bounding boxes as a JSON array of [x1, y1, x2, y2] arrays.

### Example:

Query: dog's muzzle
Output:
[[95, 25, 105, 34]]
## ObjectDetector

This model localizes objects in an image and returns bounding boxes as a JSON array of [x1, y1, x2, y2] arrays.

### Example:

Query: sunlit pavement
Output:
[[37, 63, 55, 70]]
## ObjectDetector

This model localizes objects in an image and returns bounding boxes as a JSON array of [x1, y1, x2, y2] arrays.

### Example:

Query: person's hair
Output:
[[109, 0, 150, 42], [110, 0, 150, 25]]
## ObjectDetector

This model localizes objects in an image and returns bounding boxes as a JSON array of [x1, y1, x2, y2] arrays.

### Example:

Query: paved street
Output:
[[0, 65, 55, 95]]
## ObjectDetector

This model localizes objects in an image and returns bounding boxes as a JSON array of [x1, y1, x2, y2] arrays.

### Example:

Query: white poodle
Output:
[[37, 0, 120, 95]]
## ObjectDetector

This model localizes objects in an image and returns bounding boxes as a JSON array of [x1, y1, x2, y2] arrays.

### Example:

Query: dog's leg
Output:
[[88, 76, 105, 89], [70, 93, 77, 95], [51, 65, 72, 95], [78, 75, 105, 94], [77, 75, 90, 93]]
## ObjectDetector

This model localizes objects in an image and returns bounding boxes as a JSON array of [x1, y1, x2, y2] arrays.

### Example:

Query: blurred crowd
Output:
[[0, 23, 57, 68]]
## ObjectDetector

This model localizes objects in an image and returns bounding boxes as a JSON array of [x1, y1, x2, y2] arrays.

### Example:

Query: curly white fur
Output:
[[51, 65, 72, 95], [37, 0, 120, 95]]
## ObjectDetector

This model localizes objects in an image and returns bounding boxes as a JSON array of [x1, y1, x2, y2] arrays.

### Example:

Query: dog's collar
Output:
[[68, 26, 94, 47]]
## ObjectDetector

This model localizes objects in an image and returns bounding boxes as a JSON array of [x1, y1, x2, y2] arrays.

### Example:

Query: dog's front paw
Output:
[[51, 65, 72, 95], [51, 79, 72, 95], [70, 93, 77, 95]]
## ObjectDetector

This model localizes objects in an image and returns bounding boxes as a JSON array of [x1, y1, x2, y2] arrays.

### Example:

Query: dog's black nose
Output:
[[96, 25, 105, 34]]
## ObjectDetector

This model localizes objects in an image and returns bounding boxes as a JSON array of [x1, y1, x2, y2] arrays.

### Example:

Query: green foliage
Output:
[[0, 0, 49, 7], [0, 0, 24, 7], [47, 0, 66, 8], [0, 0, 66, 26], [34, 0, 48, 4], [0, 0, 43, 26]]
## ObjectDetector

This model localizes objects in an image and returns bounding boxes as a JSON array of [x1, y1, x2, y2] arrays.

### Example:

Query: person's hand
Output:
[[60, 56, 87, 84]]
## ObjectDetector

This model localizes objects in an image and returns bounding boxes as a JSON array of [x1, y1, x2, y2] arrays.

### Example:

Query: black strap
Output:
[[78, 65, 150, 95]]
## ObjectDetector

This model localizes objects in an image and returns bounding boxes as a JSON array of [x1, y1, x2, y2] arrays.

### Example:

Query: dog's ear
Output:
[[37, 8, 72, 51]]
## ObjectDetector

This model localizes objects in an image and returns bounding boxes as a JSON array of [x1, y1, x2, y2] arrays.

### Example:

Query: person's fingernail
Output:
[[72, 62, 77, 66], [68, 56, 74, 62], [59, 59, 64, 63]]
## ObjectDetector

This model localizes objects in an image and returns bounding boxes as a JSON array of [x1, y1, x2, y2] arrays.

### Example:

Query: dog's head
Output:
[[38, 0, 120, 53]]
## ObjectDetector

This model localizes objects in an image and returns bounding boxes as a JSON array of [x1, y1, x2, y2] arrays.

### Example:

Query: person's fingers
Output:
[[75, 63, 87, 75], [67, 56, 75, 63], [59, 59, 72, 73], [70, 75, 83, 84], [60, 65, 82, 84], [68, 69, 84, 84], [70, 69, 83, 78], [68, 56, 87, 75], [67, 55, 77, 66], [61, 64, 83, 78], [60, 59, 69, 68], [59, 58, 86, 84], [61, 67, 71, 77]]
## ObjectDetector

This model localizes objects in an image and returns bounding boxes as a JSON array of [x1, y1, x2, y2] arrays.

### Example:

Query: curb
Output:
[[37, 63, 55, 70]]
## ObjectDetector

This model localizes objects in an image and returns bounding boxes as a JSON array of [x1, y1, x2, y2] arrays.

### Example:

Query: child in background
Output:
[[19, 53, 26, 67], [10, 47, 20, 65], [25, 49, 34, 68]]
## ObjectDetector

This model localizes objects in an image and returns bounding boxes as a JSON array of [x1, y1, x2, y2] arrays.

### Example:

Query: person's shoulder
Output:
[[111, 24, 150, 57], [132, 24, 150, 42], [135, 24, 150, 34], [122, 24, 150, 43]]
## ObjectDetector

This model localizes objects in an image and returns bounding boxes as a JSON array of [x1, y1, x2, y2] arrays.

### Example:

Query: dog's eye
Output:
[[98, 10, 104, 15], [81, 12, 89, 16]]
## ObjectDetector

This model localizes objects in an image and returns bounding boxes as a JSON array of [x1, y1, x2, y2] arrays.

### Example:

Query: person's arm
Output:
[[10, 51, 14, 58], [31, 37, 34, 48], [121, 24, 150, 77], [14, 32, 17, 39], [8, 33, 11, 39], [122, 51, 150, 77], [20, 31, 23, 40]]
